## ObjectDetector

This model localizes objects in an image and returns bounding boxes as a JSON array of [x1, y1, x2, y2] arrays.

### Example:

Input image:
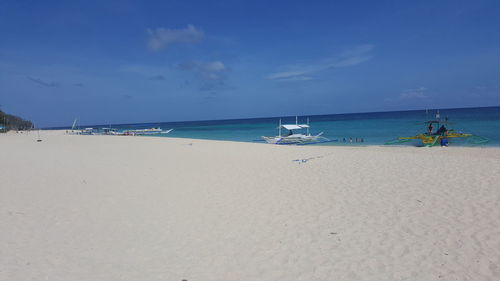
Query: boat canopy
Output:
[[282, 124, 310, 130]]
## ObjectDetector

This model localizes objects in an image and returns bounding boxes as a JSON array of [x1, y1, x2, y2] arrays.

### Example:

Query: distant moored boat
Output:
[[261, 117, 329, 145]]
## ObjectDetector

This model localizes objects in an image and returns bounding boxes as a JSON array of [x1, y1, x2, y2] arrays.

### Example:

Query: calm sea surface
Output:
[[52, 106, 500, 146]]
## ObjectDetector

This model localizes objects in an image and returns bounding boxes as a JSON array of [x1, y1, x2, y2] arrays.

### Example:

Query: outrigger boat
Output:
[[261, 117, 329, 145], [122, 128, 173, 136], [385, 111, 488, 147], [67, 119, 173, 136]]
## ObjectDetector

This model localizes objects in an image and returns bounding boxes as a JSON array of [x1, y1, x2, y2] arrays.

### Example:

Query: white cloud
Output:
[[272, 75, 314, 82], [179, 60, 226, 80], [267, 70, 309, 80], [399, 87, 428, 99], [268, 44, 374, 81], [328, 44, 373, 67], [147, 24, 204, 51], [329, 55, 371, 68], [337, 44, 374, 58], [203, 61, 225, 72]]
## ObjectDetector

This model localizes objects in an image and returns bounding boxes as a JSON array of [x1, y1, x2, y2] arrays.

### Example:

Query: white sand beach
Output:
[[1, 130, 500, 281]]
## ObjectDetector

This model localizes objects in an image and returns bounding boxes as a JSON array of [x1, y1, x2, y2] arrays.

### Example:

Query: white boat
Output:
[[67, 118, 82, 134], [80, 128, 99, 135], [261, 117, 328, 145], [67, 119, 100, 135], [123, 128, 173, 136], [102, 128, 121, 135]]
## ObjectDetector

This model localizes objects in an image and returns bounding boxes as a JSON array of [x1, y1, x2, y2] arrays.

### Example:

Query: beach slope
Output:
[[1, 131, 500, 281]]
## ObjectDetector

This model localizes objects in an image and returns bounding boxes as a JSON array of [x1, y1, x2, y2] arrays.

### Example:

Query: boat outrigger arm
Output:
[[397, 131, 473, 146]]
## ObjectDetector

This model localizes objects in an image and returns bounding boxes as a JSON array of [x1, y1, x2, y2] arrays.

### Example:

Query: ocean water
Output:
[[56, 106, 500, 146]]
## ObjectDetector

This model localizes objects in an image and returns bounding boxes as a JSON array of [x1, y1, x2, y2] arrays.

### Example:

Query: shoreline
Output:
[[11, 129, 500, 148]]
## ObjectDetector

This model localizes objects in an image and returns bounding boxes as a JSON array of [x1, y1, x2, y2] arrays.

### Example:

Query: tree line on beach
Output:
[[0, 110, 33, 132]]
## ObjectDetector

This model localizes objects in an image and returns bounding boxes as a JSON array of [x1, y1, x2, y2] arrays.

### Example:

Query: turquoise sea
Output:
[[53, 106, 500, 146]]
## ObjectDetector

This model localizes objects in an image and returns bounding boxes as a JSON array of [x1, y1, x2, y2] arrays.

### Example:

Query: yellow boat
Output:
[[385, 113, 487, 147]]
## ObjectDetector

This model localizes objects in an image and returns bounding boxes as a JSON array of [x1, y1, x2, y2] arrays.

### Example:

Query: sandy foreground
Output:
[[1, 130, 499, 281]]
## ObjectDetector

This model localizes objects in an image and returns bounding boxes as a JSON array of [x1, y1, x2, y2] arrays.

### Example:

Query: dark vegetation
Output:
[[0, 110, 33, 132]]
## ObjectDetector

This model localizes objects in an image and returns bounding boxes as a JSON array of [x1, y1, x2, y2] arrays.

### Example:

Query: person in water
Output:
[[436, 125, 448, 135], [428, 123, 434, 135], [440, 137, 449, 146]]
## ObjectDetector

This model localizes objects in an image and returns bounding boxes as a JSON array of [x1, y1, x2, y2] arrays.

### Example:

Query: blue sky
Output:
[[1, 0, 499, 127]]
